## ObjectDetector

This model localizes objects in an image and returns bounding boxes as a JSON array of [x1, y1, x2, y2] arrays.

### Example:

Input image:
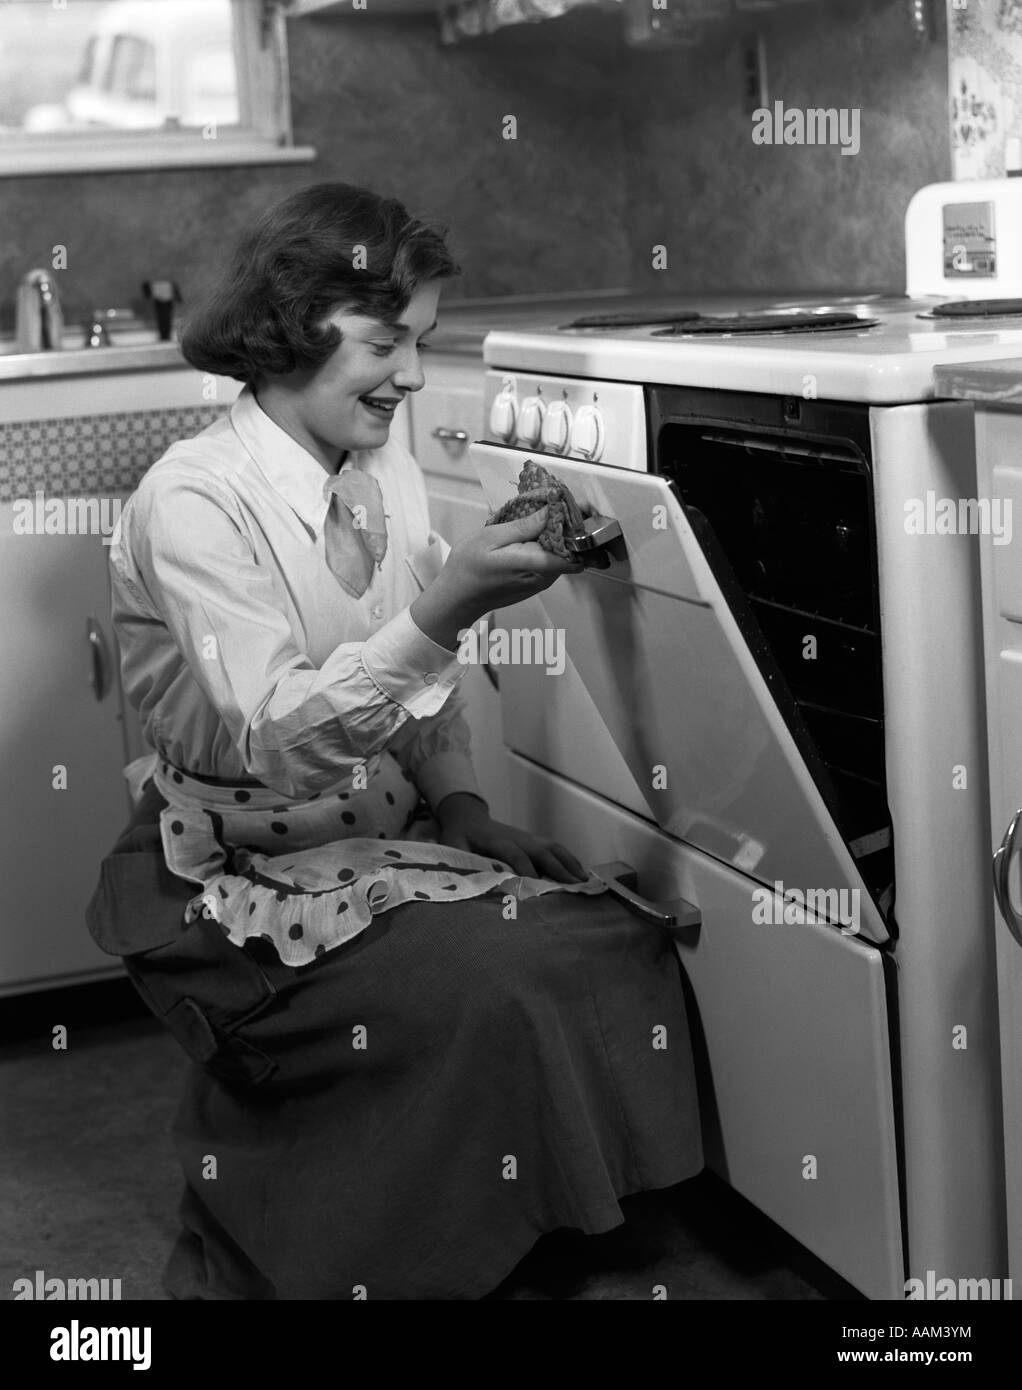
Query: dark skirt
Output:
[[87, 783, 704, 1299]]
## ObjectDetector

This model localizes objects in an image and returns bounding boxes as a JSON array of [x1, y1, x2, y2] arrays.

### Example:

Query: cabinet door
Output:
[[0, 505, 130, 994], [976, 407, 1022, 1293], [409, 356, 486, 484], [411, 356, 508, 816]]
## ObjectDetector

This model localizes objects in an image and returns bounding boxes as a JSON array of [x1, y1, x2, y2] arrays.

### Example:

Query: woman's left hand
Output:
[[435, 793, 589, 883]]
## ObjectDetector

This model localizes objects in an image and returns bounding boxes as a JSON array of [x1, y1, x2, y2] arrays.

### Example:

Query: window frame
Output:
[[0, 0, 315, 178]]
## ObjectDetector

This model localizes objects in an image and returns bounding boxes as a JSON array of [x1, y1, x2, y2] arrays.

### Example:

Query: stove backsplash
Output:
[[622, 0, 948, 296]]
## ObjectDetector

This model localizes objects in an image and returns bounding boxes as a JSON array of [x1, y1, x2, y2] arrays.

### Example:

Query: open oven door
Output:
[[469, 442, 905, 1299], [471, 443, 889, 945]]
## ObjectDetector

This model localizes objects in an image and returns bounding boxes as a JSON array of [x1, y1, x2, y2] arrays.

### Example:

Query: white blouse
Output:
[[109, 383, 484, 814]]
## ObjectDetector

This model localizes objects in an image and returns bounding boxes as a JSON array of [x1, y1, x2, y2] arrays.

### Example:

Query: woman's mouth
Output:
[[359, 395, 401, 420]]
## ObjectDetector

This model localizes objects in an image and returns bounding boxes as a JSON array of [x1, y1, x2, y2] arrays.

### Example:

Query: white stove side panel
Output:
[[973, 405, 1022, 1295], [870, 401, 1006, 1284]]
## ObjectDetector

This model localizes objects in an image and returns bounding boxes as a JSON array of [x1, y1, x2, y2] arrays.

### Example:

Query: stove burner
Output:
[[653, 311, 879, 337], [920, 298, 1022, 320], [560, 309, 701, 329]]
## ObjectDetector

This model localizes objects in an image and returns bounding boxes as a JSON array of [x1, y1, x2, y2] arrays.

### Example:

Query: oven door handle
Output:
[[565, 513, 622, 555], [993, 808, 1022, 949], [591, 860, 701, 935]]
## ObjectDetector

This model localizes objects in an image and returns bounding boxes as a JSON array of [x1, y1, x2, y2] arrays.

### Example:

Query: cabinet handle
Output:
[[993, 808, 1022, 949], [591, 860, 702, 935], [431, 427, 469, 443], [87, 615, 110, 701]]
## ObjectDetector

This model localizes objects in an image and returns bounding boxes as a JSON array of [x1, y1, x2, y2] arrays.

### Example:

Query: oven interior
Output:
[[648, 386, 895, 924]]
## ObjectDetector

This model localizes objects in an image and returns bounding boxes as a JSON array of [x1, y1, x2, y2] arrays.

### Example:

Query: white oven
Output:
[[465, 181, 1022, 1299]]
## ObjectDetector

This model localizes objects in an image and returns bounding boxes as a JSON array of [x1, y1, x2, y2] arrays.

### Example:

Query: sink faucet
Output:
[[86, 317, 111, 348], [16, 268, 64, 352]]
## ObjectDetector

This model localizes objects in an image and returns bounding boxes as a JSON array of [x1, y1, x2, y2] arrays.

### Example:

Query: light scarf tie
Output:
[[322, 467, 389, 600]]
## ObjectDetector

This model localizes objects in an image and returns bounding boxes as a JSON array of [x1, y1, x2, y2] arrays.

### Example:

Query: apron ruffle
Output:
[[149, 756, 608, 967]]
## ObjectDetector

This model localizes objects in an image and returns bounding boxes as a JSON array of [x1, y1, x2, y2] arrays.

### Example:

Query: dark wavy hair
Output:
[[181, 183, 461, 386]]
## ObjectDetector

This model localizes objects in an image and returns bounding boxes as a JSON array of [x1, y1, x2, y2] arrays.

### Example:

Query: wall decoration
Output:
[[949, 0, 1022, 177]]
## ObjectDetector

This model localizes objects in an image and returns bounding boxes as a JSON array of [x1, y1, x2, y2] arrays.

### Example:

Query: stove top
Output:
[[918, 297, 1022, 320], [651, 311, 880, 337], [561, 309, 702, 330], [560, 298, 1022, 335], [558, 305, 880, 335], [490, 293, 1022, 404]]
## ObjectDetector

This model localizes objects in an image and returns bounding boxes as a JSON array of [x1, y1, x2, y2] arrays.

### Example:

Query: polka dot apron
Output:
[[144, 753, 609, 968]]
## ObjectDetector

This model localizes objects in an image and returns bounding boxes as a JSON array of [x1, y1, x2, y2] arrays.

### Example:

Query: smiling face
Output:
[[255, 279, 442, 472]]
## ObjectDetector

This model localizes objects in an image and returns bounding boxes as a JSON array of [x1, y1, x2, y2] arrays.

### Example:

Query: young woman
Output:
[[87, 183, 703, 1300]]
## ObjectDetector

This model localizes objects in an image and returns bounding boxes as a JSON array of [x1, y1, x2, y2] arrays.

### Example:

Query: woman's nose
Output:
[[391, 347, 426, 392]]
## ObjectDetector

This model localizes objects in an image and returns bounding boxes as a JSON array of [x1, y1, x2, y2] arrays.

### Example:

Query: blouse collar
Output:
[[229, 384, 368, 538]]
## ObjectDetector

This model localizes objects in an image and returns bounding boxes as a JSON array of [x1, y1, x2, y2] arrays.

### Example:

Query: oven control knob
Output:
[[541, 400, 573, 454], [516, 395, 546, 447], [572, 405, 605, 462], [489, 386, 517, 442]]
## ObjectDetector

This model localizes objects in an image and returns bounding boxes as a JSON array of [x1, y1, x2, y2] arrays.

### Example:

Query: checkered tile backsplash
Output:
[[0, 404, 228, 504]]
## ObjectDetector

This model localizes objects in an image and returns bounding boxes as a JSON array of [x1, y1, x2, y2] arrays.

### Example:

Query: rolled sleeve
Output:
[[360, 606, 469, 720]]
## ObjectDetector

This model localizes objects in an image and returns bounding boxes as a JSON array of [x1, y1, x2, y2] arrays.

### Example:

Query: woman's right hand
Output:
[[445, 505, 585, 610], [409, 506, 584, 652]]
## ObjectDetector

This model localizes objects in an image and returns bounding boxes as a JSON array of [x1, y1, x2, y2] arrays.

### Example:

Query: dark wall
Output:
[[0, 0, 948, 330], [619, 0, 951, 294]]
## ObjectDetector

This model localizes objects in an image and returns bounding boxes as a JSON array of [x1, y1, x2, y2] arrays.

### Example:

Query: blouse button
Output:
[[423, 671, 439, 685], [371, 604, 383, 620]]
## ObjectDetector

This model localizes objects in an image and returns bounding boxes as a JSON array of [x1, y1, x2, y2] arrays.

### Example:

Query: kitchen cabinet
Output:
[[408, 353, 511, 820], [0, 361, 242, 996], [0, 503, 133, 996], [409, 354, 487, 487]]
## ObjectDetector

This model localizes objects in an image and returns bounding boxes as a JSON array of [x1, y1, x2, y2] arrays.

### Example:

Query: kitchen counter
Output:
[[0, 287, 835, 380], [0, 340, 183, 382], [935, 358, 1022, 408]]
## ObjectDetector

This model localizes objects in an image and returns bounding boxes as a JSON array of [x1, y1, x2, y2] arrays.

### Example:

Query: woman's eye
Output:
[[369, 338, 431, 358]]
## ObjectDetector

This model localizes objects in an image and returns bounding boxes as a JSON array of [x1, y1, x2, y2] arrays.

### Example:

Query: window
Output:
[[183, 46, 239, 125], [0, 0, 314, 175]]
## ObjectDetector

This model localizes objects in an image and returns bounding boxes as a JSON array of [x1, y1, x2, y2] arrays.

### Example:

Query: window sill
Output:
[[0, 137, 317, 178]]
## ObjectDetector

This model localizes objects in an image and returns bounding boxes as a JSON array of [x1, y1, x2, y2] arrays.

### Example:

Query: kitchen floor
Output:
[[0, 979, 860, 1302]]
